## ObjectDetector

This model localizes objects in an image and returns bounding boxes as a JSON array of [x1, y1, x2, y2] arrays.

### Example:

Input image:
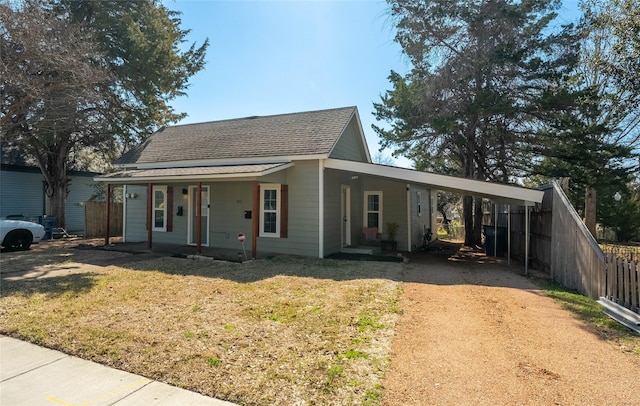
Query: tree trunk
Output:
[[584, 186, 597, 237], [46, 178, 68, 229]]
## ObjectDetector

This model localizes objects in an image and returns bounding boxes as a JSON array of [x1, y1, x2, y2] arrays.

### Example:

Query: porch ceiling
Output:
[[94, 162, 293, 184], [324, 159, 543, 206]]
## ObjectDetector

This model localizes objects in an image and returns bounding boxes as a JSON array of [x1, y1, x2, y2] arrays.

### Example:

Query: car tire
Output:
[[2, 230, 33, 251]]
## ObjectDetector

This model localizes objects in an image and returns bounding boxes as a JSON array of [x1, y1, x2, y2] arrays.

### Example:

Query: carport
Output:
[[323, 159, 545, 274]]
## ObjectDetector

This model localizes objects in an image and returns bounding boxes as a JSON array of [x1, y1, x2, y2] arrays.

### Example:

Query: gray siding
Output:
[[0, 168, 44, 220], [259, 160, 320, 257], [122, 162, 321, 257], [66, 175, 98, 232], [210, 182, 254, 249], [124, 185, 148, 242], [1, 167, 97, 232], [361, 178, 408, 250], [329, 118, 368, 162]]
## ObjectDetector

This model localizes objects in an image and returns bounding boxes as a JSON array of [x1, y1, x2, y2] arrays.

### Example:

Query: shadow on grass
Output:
[[1, 272, 98, 298]]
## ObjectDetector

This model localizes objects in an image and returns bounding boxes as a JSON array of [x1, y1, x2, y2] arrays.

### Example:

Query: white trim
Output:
[[117, 155, 322, 170], [319, 160, 324, 258], [259, 184, 281, 238], [152, 186, 167, 232], [324, 158, 543, 206], [363, 190, 383, 233]]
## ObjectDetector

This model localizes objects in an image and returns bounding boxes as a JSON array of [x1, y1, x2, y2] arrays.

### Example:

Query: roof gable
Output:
[[117, 106, 360, 167]]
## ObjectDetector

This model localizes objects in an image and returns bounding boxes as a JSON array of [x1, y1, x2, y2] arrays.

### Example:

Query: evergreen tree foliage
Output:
[[374, 0, 573, 245]]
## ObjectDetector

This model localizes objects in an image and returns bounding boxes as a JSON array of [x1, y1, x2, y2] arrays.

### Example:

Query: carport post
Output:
[[105, 183, 111, 246], [494, 204, 498, 257], [525, 206, 530, 275], [507, 205, 511, 266]]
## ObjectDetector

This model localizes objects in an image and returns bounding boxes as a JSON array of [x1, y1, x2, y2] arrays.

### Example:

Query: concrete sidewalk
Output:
[[1, 336, 236, 406]]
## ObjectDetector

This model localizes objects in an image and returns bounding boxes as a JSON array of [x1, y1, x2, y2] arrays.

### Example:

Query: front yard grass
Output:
[[540, 282, 640, 358], [0, 254, 403, 405]]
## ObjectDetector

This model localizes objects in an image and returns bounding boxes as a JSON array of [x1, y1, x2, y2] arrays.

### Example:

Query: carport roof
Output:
[[96, 158, 543, 206], [324, 159, 543, 206]]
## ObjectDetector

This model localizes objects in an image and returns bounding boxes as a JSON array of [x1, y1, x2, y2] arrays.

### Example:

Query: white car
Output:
[[0, 219, 46, 251]]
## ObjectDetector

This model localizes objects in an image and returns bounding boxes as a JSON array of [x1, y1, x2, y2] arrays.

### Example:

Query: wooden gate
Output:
[[84, 201, 123, 238]]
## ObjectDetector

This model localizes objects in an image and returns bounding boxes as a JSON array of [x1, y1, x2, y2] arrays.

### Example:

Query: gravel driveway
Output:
[[382, 247, 640, 405]]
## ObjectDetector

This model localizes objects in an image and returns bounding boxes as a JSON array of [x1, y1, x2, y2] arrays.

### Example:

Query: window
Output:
[[260, 184, 281, 237], [364, 191, 383, 232], [153, 186, 167, 231], [417, 191, 422, 216]]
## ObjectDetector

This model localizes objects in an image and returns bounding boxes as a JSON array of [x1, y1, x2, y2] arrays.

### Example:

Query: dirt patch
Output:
[[381, 252, 640, 405]]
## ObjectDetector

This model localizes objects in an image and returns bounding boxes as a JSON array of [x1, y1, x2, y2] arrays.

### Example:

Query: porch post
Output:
[[252, 181, 259, 258], [147, 183, 153, 249], [197, 181, 202, 254], [105, 183, 111, 246]]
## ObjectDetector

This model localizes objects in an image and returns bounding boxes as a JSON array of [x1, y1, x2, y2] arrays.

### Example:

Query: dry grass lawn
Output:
[[0, 245, 403, 405]]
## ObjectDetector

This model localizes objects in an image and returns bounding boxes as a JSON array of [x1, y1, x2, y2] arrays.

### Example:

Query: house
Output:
[[96, 106, 543, 259], [0, 144, 99, 233]]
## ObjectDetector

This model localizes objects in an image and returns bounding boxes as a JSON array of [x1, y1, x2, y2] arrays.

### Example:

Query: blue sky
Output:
[[167, 0, 582, 168]]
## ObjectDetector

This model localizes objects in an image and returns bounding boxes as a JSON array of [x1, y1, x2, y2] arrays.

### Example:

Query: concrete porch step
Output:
[[340, 246, 381, 255]]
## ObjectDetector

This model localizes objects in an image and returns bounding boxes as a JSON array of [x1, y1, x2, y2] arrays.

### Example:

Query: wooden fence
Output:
[[493, 181, 638, 317], [84, 201, 123, 238], [506, 185, 553, 273], [548, 181, 607, 299], [605, 255, 640, 314]]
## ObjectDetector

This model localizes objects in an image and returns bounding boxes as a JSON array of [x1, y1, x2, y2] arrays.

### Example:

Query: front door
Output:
[[341, 185, 351, 247], [188, 185, 209, 246]]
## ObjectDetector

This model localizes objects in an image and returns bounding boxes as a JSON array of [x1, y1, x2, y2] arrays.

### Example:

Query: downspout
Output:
[[318, 159, 324, 258]]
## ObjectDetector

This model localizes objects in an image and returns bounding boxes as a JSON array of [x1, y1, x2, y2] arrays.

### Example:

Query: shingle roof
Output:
[[116, 106, 357, 166]]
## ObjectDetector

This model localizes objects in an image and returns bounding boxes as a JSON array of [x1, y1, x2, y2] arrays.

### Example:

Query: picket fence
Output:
[[605, 254, 640, 314]]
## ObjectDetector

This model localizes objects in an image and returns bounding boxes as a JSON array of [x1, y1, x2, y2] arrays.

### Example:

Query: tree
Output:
[[374, 0, 572, 246], [1, 0, 208, 228], [531, 0, 640, 235], [1, 0, 114, 227]]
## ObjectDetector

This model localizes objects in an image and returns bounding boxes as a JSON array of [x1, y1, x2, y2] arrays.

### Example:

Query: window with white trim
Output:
[[260, 184, 281, 237], [153, 186, 167, 231], [364, 191, 383, 232], [417, 191, 422, 216]]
